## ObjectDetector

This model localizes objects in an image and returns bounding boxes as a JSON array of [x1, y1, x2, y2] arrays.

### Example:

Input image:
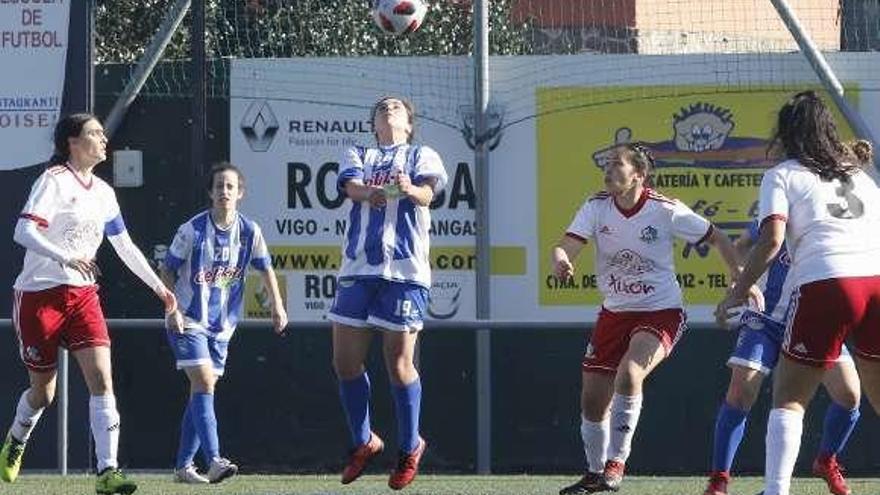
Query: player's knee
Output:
[[28, 387, 55, 409], [86, 372, 113, 396], [387, 359, 417, 385], [726, 382, 759, 410], [189, 380, 215, 395], [832, 389, 861, 411], [332, 355, 364, 380], [615, 363, 645, 394]]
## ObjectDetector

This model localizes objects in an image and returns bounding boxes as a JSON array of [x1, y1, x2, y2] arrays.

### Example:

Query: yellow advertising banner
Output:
[[538, 85, 856, 306], [244, 274, 288, 319]]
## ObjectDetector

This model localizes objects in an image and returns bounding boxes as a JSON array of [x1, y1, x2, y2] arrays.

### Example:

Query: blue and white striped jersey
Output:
[[164, 211, 270, 340], [747, 220, 792, 322], [336, 143, 447, 288]]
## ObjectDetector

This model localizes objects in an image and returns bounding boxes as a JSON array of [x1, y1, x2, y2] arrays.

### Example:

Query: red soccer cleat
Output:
[[703, 470, 730, 495], [388, 437, 427, 490], [341, 431, 384, 484], [602, 460, 625, 492], [812, 454, 852, 495]]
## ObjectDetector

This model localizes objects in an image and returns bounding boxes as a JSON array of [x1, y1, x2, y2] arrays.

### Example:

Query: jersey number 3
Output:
[[826, 180, 864, 219]]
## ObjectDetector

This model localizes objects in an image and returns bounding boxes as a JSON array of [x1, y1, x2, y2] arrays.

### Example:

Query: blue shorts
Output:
[[167, 329, 230, 376], [728, 309, 852, 374], [327, 278, 429, 332]]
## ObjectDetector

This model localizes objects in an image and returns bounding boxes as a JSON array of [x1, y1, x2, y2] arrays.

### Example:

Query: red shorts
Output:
[[583, 307, 686, 373], [12, 285, 110, 372], [784, 276, 880, 368]]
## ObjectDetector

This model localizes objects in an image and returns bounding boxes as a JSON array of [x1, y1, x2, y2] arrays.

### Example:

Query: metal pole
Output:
[[770, 0, 879, 167], [191, 0, 207, 210], [104, 0, 191, 138], [56, 0, 96, 475], [473, 0, 492, 475]]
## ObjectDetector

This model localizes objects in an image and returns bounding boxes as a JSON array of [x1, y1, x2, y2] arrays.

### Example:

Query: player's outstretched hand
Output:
[[157, 287, 185, 332], [715, 289, 747, 329], [554, 258, 574, 281], [273, 306, 289, 336], [65, 257, 101, 280], [396, 172, 414, 197], [747, 284, 765, 312], [367, 187, 387, 209]]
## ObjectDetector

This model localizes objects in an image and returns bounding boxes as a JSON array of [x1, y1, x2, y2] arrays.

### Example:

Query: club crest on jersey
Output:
[[639, 226, 658, 244]]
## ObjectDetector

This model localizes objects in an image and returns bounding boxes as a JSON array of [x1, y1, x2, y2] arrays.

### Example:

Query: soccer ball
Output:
[[372, 0, 428, 35]]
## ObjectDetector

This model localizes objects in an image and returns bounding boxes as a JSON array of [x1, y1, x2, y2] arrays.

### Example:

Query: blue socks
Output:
[[819, 401, 860, 458], [339, 373, 372, 447], [175, 401, 201, 469], [711, 402, 748, 473], [392, 378, 422, 453], [190, 392, 220, 465]]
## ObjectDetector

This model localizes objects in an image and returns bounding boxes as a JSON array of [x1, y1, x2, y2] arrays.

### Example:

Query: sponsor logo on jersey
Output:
[[607, 274, 656, 295], [193, 266, 244, 288], [608, 249, 655, 276]]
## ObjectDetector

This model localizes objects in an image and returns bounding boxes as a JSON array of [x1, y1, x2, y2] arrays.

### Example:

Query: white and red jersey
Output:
[[759, 159, 880, 288], [14, 165, 123, 291], [566, 188, 712, 311]]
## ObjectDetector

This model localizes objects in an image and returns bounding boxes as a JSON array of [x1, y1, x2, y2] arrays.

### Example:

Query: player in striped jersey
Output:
[[554, 143, 757, 495], [716, 92, 880, 495], [329, 96, 447, 490], [0, 114, 178, 495], [703, 220, 860, 495], [160, 163, 287, 484]]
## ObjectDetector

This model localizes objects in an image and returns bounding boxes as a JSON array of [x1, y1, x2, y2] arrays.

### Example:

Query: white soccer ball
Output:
[[372, 0, 428, 36]]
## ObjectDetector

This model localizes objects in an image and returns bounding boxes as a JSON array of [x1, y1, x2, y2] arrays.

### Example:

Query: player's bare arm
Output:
[[715, 219, 784, 326], [344, 179, 386, 208], [159, 267, 184, 333], [552, 235, 586, 281], [397, 174, 436, 206]]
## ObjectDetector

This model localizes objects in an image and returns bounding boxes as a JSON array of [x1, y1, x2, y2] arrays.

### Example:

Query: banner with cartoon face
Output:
[[537, 85, 856, 315], [231, 56, 875, 324]]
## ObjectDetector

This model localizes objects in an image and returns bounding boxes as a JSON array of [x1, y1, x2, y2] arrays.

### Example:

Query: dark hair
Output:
[[370, 96, 415, 144], [768, 91, 858, 181], [207, 162, 246, 191], [49, 113, 99, 165], [616, 142, 656, 177]]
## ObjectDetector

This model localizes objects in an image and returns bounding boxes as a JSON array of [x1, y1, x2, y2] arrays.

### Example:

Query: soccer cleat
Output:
[[559, 471, 605, 494], [388, 436, 427, 490], [812, 454, 851, 495], [341, 431, 385, 484], [207, 457, 238, 484], [95, 467, 137, 495], [0, 433, 25, 483], [173, 464, 209, 484], [602, 460, 625, 492], [703, 470, 730, 495]]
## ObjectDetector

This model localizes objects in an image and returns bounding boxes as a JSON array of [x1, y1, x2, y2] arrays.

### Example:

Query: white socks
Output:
[[580, 416, 609, 473], [89, 394, 120, 473], [607, 393, 643, 463], [765, 408, 804, 495], [9, 389, 44, 443]]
